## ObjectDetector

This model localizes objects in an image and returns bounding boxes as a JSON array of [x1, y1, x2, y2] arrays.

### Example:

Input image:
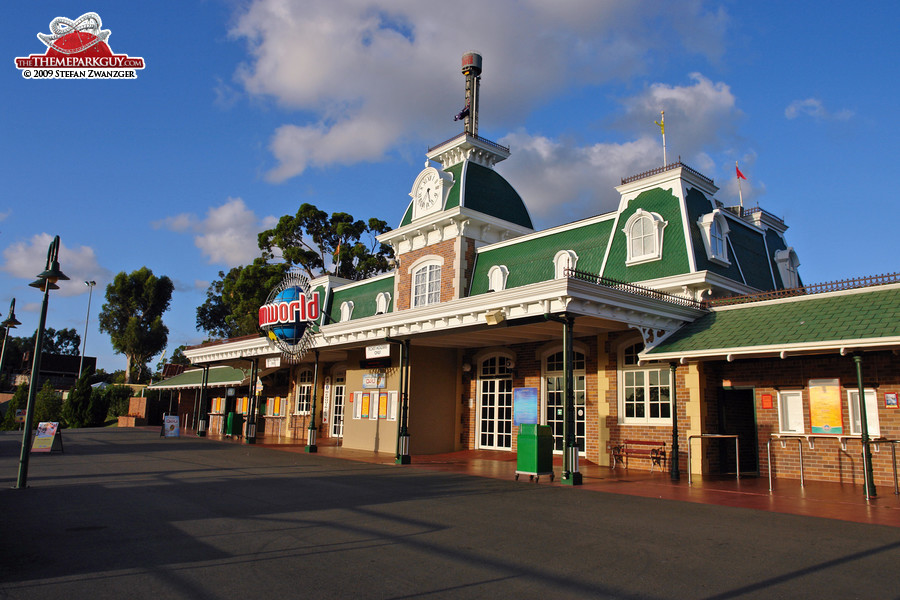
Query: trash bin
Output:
[[225, 412, 244, 437], [516, 424, 554, 482]]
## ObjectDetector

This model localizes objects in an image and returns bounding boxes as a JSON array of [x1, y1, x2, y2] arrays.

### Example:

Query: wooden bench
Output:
[[611, 440, 667, 472]]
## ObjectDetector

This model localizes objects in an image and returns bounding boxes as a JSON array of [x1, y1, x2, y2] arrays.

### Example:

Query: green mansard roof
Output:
[[327, 274, 395, 323], [399, 161, 533, 230], [469, 216, 615, 295]]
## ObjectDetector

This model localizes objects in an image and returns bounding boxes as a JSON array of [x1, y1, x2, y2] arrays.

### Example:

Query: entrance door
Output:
[[478, 356, 513, 450], [330, 375, 345, 439], [718, 389, 758, 475], [545, 374, 586, 452]]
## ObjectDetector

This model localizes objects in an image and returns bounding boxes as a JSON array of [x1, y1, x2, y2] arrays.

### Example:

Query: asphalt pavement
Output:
[[1, 428, 898, 599]]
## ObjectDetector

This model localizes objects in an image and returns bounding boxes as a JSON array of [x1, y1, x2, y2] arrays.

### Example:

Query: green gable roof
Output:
[[327, 275, 395, 323], [602, 187, 690, 282], [645, 286, 900, 358], [469, 217, 614, 295]]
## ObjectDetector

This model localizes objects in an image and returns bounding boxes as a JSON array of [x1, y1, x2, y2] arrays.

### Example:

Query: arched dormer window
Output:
[[339, 301, 354, 322], [697, 210, 731, 265], [487, 265, 509, 292], [623, 210, 667, 266], [375, 292, 391, 315], [774, 247, 801, 289], [553, 250, 578, 279]]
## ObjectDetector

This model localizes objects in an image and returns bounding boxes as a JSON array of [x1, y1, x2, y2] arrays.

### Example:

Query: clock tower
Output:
[[378, 52, 535, 310]]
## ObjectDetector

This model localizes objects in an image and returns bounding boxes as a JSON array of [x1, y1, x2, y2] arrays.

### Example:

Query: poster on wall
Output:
[[808, 378, 843, 434], [378, 392, 389, 419], [885, 392, 898, 409], [513, 387, 539, 425], [361, 392, 371, 419]]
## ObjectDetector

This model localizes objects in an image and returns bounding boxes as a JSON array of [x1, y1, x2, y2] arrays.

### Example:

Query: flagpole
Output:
[[736, 161, 744, 209], [655, 111, 666, 166]]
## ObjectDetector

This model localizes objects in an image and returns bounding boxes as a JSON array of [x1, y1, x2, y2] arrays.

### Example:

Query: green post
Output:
[[669, 362, 680, 481], [306, 351, 319, 453], [397, 340, 411, 464], [196, 365, 209, 437], [853, 354, 876, 498], [244, 358, 258, 444], [561, 315, 581, 485]]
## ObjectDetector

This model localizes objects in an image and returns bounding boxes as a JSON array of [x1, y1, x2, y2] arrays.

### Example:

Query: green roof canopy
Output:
[[149, 366, 247, 390]]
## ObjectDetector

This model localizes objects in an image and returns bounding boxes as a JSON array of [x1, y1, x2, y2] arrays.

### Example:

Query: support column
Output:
[[670, 362, 680, 481], [306, 351, 319, 453], [397, 340, 411, 464], [244, 359, 258, 444], [197, 365, 210, 437], [853, 354, 876, 498], [562, 315, 581, 485]]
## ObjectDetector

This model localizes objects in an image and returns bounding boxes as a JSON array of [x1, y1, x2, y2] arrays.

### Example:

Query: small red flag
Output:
[[736, 165, 747, 180]]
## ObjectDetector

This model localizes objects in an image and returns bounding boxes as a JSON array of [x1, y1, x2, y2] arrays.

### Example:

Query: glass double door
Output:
[[478, 377, 513, 450], [545, 374, 586, 453]]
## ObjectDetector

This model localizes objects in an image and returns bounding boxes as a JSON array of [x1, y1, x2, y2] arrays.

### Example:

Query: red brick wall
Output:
[[709, 351, 900, 487], [395, 238, 461, 310]]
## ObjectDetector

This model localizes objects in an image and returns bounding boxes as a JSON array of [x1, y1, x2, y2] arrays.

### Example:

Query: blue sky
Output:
[[2, 1, 897, 374]]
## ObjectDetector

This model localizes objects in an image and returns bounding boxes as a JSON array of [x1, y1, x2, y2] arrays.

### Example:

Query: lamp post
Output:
[[16, 236, 68, 489], [0, 299, 22, 391], [78, 281, 96, 377]]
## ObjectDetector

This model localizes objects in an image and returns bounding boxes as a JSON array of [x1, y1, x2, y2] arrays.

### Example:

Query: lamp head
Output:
[[29, 278, 59, 292]]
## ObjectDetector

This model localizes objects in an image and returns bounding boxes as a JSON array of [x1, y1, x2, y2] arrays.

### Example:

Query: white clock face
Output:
[[415, 172, 440, 210]]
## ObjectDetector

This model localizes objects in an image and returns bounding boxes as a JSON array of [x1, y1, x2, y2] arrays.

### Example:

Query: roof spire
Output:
[[460, 52, 482, 136]]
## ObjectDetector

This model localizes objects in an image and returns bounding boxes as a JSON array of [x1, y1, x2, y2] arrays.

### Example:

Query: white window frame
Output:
[[696, 210, 731, 266], [375, 292, 391, 315], [617, 340, 672, 424], [553, 250, 578, 279], [847, 388, 880, 437], [339, 301, 354, 322], [411, 261, 441, 307], [295, 369, 313, 415], [623, 210, 667, 266], [487, 265, 509, 292], [777, 390, 805, 433]]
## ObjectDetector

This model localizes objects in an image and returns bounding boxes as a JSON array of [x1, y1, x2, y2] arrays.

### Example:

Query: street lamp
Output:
[[16, 236, 68, 489], [0, 299, 22, 392], [78, 281, 96, 377]]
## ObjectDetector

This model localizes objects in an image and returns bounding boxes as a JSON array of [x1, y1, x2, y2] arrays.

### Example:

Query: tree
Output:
[[168, 345, 190, 366], [62, 369, 93, 427], [0, 383, 28, 430], [196, 258, 288, 339], [33, 380, 62, 424], [258, 203, 394, 281], [98, 267, 174, 384]]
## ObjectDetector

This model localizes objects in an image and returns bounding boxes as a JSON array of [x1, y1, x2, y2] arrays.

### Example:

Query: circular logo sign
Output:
[[258, 272, 320, 359]]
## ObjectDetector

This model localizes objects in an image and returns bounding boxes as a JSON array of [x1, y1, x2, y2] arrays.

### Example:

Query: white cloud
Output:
[[229, 0, 730, 181], [499, 73, 744, 226], [0, 233, 112, 297], [156, 198, 277, 267], [785, 98, 854, 121]]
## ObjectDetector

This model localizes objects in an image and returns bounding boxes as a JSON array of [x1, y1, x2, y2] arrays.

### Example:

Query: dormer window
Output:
[[553, 250, 578, 279], [339, 301, 354, 322], [774, 247, 801, 289], [487, 265, 509, 292], [623, 210, 667, 265], [375, 292, 391, 315], [697, 210, 731, 265]]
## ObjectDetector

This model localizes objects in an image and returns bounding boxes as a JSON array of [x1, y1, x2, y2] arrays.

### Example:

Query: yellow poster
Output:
[[361, 392, 370, 419], [378, 392, 388, 419], [809, 378, 843, 434]]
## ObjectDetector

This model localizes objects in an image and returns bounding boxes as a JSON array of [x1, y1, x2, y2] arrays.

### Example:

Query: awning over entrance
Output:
[[149, 366, 247, 390]]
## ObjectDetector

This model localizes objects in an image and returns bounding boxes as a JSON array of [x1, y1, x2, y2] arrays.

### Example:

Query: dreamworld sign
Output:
[[258, 272, 319, 359]]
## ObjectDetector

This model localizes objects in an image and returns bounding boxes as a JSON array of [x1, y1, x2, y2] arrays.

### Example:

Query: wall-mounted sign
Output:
[[362, 373, 386, 389], [760, 393, 773, 410], [266, 357, 281, 368], [258, 271, 319, 359], [886, 392, 898, 409], [366, 344, 391, 359], [809, 378, 843, 434]]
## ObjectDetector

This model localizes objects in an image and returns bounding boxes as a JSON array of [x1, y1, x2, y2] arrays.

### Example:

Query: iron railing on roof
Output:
[[706, 272, 900, 307], [565, 268, 706, 309], [620, 161, 714, 186], [427, 132, 510, 155]]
